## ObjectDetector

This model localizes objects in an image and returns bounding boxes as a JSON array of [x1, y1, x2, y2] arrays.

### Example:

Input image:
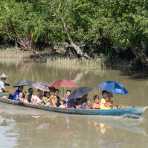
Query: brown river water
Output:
[[0, 61, 148, 148]]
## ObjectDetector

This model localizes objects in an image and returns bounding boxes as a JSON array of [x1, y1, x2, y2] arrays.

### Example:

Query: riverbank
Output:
[[1, 48, 148, 76], [0, 48, 32, 58], [0, 48, 104, 71]]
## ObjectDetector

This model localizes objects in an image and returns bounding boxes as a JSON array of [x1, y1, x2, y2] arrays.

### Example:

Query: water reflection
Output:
[[0, 115, 17, 148], [1, 111, 148, 148]]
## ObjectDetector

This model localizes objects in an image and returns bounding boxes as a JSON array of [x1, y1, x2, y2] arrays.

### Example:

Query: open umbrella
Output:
[[13, 80, 33, 87], [68, 87, 92, 100], [98, 80, 128, 95], [49, 80, 78, 88], [38, 82, 49, 87], [32, 82, 49, 92]]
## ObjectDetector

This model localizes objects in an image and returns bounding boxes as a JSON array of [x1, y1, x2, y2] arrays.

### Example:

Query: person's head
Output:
[[28, 88, 33, 94], [37, 89, 44, 97], [50, 90, 55, 95], [18, 86, 24, 92], [55, 89, 60, 96], [81, 94, 88, 103], [93, 95, 99, 103], [27, 88, 33, 102], [82, 94, 88, 98], [66, 90, 71, 96], [102, 91, 109, 99], [0, 73, 7, 82], [44, 91, 50, 97]]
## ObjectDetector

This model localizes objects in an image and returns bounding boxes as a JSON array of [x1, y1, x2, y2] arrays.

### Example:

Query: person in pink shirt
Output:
[[31, 89, 43, 105]]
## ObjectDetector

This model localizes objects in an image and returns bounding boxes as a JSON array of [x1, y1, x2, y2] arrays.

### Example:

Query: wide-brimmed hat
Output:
[[0, 73, 8, 78]]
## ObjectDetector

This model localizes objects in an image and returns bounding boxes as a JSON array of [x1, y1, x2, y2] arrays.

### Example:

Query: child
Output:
[[92, 95, 100, 109], [100, 91, 113, 109], [64, 90, 71, 103]]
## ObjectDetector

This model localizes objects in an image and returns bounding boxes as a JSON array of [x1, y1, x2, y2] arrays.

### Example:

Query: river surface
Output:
[[0, 61, 148, 148]]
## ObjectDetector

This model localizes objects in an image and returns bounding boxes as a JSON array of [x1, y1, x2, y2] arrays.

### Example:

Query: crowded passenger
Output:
[[59, 100, 66, 108], [100, 91, 113, 110], [1, 76, 118, 111], [63, 90, 71, 104], [26, 88, 33, 103], [69, 94, 90, 109], [42, 91, 50, 105], [31, 89, 43, 105], [55, 89, 61, 107], [92, 95, 100, 109], [49, 89, 57, 107], [19, 90, 28, 103], [9, 86, 24, 101]]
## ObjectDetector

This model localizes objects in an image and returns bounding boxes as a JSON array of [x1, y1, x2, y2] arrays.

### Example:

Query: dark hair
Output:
[[55, 89, 60, 92], [93, 95, 99, 101], [66, 90, 71, 93], [27, 88, 33, 102], [28, 88, 33, 93], [102, 90, 109, 95], [44, 91, 49, 97], [49, 87, 56, 92]]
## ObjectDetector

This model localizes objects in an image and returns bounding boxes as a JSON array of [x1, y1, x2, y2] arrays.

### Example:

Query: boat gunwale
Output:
[[0, 97, 146, 117]]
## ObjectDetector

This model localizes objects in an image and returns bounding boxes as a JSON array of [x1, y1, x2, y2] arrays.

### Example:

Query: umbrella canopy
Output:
[[98, 80, 128, 95], [68, 87, 92, 100], [32, 82, 49, 92], [38, 82, 49, 87], [13, 80, 33, 87], [49, 80, 78, 88]]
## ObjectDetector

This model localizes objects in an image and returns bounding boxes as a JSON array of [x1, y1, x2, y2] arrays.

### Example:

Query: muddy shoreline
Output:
[[0, 48, 148, 77]]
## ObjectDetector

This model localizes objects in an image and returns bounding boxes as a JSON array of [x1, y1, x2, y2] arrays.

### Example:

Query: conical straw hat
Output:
[[0, 73, 8, 78]]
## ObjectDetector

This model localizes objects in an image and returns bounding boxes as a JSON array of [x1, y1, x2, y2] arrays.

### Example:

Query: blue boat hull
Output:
[[48, 106, 145, 118], [0, 97, 147, 118]]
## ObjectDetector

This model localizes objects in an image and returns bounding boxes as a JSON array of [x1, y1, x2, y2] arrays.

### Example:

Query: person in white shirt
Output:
[[0, 73, 8, 93]]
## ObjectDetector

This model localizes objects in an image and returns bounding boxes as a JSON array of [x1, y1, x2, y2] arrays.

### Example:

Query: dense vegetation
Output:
[[0, 0, 148, 69]]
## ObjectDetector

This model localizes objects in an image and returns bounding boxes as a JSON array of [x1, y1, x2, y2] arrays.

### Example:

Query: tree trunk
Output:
[[60, 17, 84, 57]]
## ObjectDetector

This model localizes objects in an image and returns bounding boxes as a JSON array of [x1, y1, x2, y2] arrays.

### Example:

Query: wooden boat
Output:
[[0, 97, 147, 118]]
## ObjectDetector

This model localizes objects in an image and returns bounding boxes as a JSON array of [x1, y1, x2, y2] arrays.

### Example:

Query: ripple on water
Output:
[[0, 116, 18, 148]]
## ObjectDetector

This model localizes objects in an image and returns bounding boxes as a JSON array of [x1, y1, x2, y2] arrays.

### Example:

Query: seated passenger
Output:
[[100, 91, 113, 110], [75, 94, 89, 109], [55, 89, 61, 107], [92, 95, 100, 109], [59, 100, 66, 108], [20, 91, 28, 103], [42, 91, 50, 105], [26, 88, 33, 103], [63, 90, 71, 104], [31, 89, 43, 105], [9, 86, 24, 101], [49, 89, 57, 107]]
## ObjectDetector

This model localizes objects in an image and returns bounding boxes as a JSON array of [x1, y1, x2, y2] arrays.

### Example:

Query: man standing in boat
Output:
[[0, 73, 8, 93]]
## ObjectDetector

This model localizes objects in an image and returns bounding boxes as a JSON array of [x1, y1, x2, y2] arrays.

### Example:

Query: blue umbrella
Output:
[[98, 80, 128, 95], [68, 87, 92, 100]]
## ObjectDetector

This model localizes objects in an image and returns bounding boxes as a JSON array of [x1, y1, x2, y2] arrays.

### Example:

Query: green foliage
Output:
[[0, 0, 147, 56]]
